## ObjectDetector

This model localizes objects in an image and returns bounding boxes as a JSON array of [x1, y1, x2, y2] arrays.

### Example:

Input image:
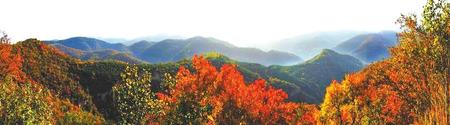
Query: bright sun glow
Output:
[[0, 0, 424, 46]]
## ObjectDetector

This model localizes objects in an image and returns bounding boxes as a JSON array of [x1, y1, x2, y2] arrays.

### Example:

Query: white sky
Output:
[[0, 0, 425, 46]]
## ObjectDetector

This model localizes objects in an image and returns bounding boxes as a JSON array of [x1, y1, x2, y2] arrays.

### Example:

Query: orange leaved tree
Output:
[[157, 55, 302, 124], [320, 0, 450, 124], [0, 32, 25, 82]]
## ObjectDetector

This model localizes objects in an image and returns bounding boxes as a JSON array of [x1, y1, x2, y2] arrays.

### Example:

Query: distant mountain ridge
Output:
[[96, 34, 185, 45], [273, 31, 364, 59], [46, 36, 303, 66], [333, 31, 398, 63], [46, 37, 129, 52]]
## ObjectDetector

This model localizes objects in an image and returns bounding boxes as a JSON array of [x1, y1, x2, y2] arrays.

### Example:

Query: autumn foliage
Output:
[[1, 0, 448, 124], [0, 35, 104, 124], [320, 0, 450, 124], [0, 33, 26, 82], [156, 55, 309, 124]]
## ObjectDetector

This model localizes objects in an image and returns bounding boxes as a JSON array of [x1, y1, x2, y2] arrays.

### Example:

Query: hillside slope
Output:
[[12, 39, 100, 114], [271, 49, 363, 101]]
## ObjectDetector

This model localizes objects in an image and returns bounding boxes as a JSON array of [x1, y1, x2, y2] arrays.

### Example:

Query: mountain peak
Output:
[[186, 36, 222, 43], [187, 36, 210, 40], [315, 49, 340, 58], [320, 49, 338, 54], [304, 49, 362, 66], [270, 48, 364, 103], [63, 37, 105, 42], [130, 40, 153, 46], [186, 36, 236, 48], [49, 37, 129, 52], [300, 49, 339, 64]]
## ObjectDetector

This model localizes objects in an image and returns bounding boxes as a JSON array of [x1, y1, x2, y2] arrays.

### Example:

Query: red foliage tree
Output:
[[0, 33, 26, 82], [158, 55, 302, 124]]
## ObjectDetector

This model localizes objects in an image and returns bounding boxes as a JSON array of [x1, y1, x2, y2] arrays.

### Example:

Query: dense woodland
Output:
[[0, 0, 449, 124]]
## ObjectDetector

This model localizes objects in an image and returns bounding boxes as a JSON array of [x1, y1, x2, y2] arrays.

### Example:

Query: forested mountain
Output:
[[47, 36, 303, 66], [271, 49, 363, 100], [0, 39, 105, 124], [46, 37, 129, 52], [333, 31, 398, 63], [13, 39, 98, 111], [79, 50, 145, 64]]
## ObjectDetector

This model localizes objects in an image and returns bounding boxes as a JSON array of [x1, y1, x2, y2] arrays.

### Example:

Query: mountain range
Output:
[[272, 31, 364, 59], [46, 36, 303, 66], [272, 31, 398, 63], [48, 30, 398, 65], [97, 34, 185, 45]]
